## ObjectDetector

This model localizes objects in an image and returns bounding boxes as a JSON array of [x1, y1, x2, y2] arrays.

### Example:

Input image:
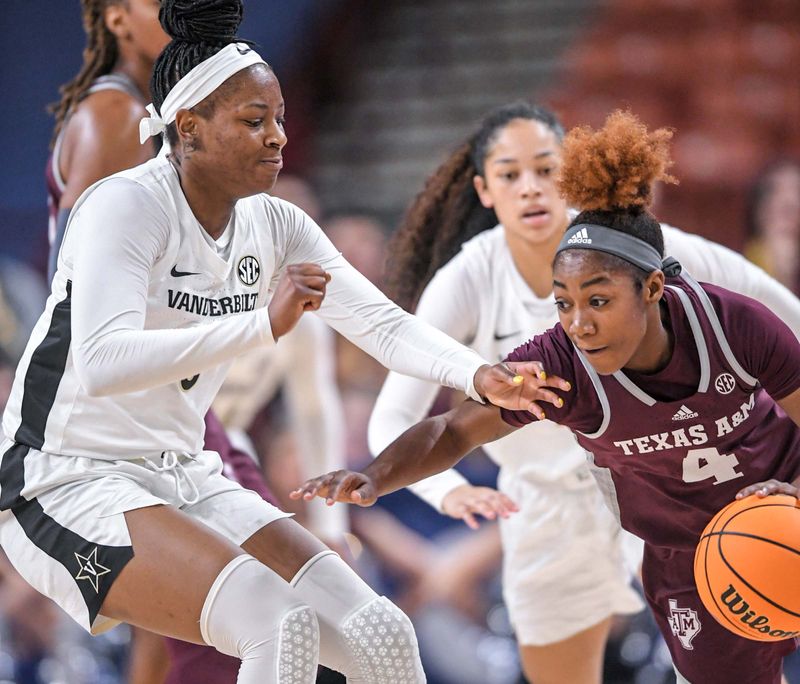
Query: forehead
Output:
[[486, 119, 559, 163], [212, 64, 281, 108], [553, 250, 624, 284]]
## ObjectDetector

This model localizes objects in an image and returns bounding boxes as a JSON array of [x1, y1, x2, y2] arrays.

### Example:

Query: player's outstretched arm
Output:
[[291, 400, 517, 507]]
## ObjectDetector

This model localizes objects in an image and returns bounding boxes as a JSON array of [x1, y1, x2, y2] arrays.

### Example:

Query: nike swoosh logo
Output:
[[180, 374, 199, 391], [171, 265, 200, 278], [494, 330, 521, 341]]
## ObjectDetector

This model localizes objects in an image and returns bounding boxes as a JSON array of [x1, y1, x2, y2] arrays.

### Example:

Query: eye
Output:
[[500, 171, 518, 181], [276, 116, 286, 128], [539, 166, 555, 177], [554, 298, 570, 312], [244, 119, 263, 128], [589, 296, 608, 307]]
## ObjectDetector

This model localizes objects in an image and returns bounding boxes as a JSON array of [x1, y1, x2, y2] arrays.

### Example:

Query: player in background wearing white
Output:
[[365, 103, 800, 684], [0, 3, 560, 683]]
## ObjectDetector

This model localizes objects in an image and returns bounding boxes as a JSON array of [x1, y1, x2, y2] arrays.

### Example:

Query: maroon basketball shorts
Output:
[[642, 544, 797, 684]]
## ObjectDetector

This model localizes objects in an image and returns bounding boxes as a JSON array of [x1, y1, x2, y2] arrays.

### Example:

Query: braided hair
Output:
[[151, 0, 261, 147], [49, 0, 126, 147], [386, 102, 564, 311]]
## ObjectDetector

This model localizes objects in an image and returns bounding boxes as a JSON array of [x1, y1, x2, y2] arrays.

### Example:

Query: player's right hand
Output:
[[441, 484, 519, 529], [268, 263, 331, 340], [290, 470, 378, 507]]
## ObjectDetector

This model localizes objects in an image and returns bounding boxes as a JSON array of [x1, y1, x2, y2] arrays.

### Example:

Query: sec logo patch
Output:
[[714, 373, 736, 395], [237, 256, 260, 286]]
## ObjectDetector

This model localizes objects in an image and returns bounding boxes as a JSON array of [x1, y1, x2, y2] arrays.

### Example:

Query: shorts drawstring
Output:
[[146, 450, 201, 506]]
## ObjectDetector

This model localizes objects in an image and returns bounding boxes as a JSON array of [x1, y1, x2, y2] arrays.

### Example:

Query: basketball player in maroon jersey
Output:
[[46, 3, 287, 683], [296, 112, 800, 683]]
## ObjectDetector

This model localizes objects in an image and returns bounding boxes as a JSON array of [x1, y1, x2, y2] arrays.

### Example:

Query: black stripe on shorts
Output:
[[0, 281, 134, 624]]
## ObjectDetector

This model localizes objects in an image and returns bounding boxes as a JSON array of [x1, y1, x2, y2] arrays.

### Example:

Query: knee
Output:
[[201, 555, 320, 678], [290, 551, 425, 683], [341, 596, 425, 683]]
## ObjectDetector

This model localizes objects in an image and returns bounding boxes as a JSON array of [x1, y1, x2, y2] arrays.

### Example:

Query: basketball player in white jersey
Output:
[[0, 2, 558, 683], [48, 5, 349, 683], [364, 103, 800, 684]]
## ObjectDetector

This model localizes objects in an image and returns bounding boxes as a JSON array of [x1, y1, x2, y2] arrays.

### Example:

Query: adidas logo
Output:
[[672, 405, 699, 421], [567, 227, 592, 244]]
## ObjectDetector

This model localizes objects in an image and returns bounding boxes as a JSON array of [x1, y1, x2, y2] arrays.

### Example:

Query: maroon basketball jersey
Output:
[[45, 73, 143, 244], [502, 274, 800, 551]]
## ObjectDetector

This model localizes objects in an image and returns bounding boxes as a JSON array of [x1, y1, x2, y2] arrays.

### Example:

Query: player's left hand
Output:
[[290, 469, 377, 507], [735, 479, 800, 499], [473, 361, 571, 419]]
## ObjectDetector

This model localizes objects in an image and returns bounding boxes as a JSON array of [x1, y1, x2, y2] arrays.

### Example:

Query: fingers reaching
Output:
[[442, 485, 520, 529], [290, 470, 377, 507]]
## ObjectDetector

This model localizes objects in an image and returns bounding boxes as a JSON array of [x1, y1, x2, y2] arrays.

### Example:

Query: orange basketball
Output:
[[694, 494, 800, 641]]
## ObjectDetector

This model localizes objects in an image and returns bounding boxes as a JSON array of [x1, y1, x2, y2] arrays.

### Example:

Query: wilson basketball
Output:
[[694, 494, 800, 641]]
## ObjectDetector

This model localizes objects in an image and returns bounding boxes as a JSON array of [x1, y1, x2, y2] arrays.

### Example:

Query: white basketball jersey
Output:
[[5, 157, 289, 459], [8, 154, 488, 461]]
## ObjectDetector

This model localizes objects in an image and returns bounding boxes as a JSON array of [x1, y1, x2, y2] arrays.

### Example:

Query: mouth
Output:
[[579, 346, 607, 356], [521, 208, 550, 225], [261, 157, 283, 168]]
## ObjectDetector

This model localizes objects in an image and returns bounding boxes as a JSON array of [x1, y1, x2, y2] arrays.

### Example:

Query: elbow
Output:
[[73, 352, 118, 397], [78, 373, 116, 398]]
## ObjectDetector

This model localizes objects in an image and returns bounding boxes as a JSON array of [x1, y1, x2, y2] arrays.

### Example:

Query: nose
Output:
[[568, 308, 595, 338], [520, 170, 542, 197], [265, 119, 288, 149]]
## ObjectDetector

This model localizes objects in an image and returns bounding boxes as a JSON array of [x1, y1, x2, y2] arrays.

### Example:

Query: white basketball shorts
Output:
[[498, 466, 644, 645], [0, 438, 290, 635]]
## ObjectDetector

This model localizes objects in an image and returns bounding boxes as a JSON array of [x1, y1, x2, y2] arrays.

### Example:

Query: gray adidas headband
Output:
[[556, 223, 682, 277]]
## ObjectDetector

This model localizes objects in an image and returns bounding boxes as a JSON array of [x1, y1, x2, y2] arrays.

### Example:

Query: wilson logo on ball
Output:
[[719, 585, 800, 639]]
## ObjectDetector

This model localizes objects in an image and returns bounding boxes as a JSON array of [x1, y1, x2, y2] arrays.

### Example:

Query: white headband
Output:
[[139, 42, 267, 144]]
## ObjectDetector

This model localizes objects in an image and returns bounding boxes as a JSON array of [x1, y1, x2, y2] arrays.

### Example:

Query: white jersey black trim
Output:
[[14, 280, 73, 449], [0, 281, 134, 622]]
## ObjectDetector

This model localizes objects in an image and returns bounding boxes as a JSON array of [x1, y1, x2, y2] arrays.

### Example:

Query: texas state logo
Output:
[[668, 598, 701, 650]]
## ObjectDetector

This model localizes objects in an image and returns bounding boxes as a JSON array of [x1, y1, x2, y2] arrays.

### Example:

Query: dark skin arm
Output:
[[736, 385, 800, 499], [59, 90, 153, 208], [291, 400, 516, 506]]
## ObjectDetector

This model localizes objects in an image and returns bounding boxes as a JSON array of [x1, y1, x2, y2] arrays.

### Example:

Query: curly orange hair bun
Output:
[[557, 110, 677, 213]]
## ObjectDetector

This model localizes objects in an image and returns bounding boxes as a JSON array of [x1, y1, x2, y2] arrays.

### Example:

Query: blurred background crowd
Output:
[[1, 0, 800, 682]]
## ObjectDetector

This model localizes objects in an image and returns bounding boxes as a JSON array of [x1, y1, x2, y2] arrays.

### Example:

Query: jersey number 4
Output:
[[682, 447, 744, 485]]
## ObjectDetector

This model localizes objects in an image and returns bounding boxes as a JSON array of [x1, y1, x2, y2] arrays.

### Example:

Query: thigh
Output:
[[101, 504, 243, 644], [241, 516, 328, 582], [643, 545, 792, 684], [181, 457, 291, 547]]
